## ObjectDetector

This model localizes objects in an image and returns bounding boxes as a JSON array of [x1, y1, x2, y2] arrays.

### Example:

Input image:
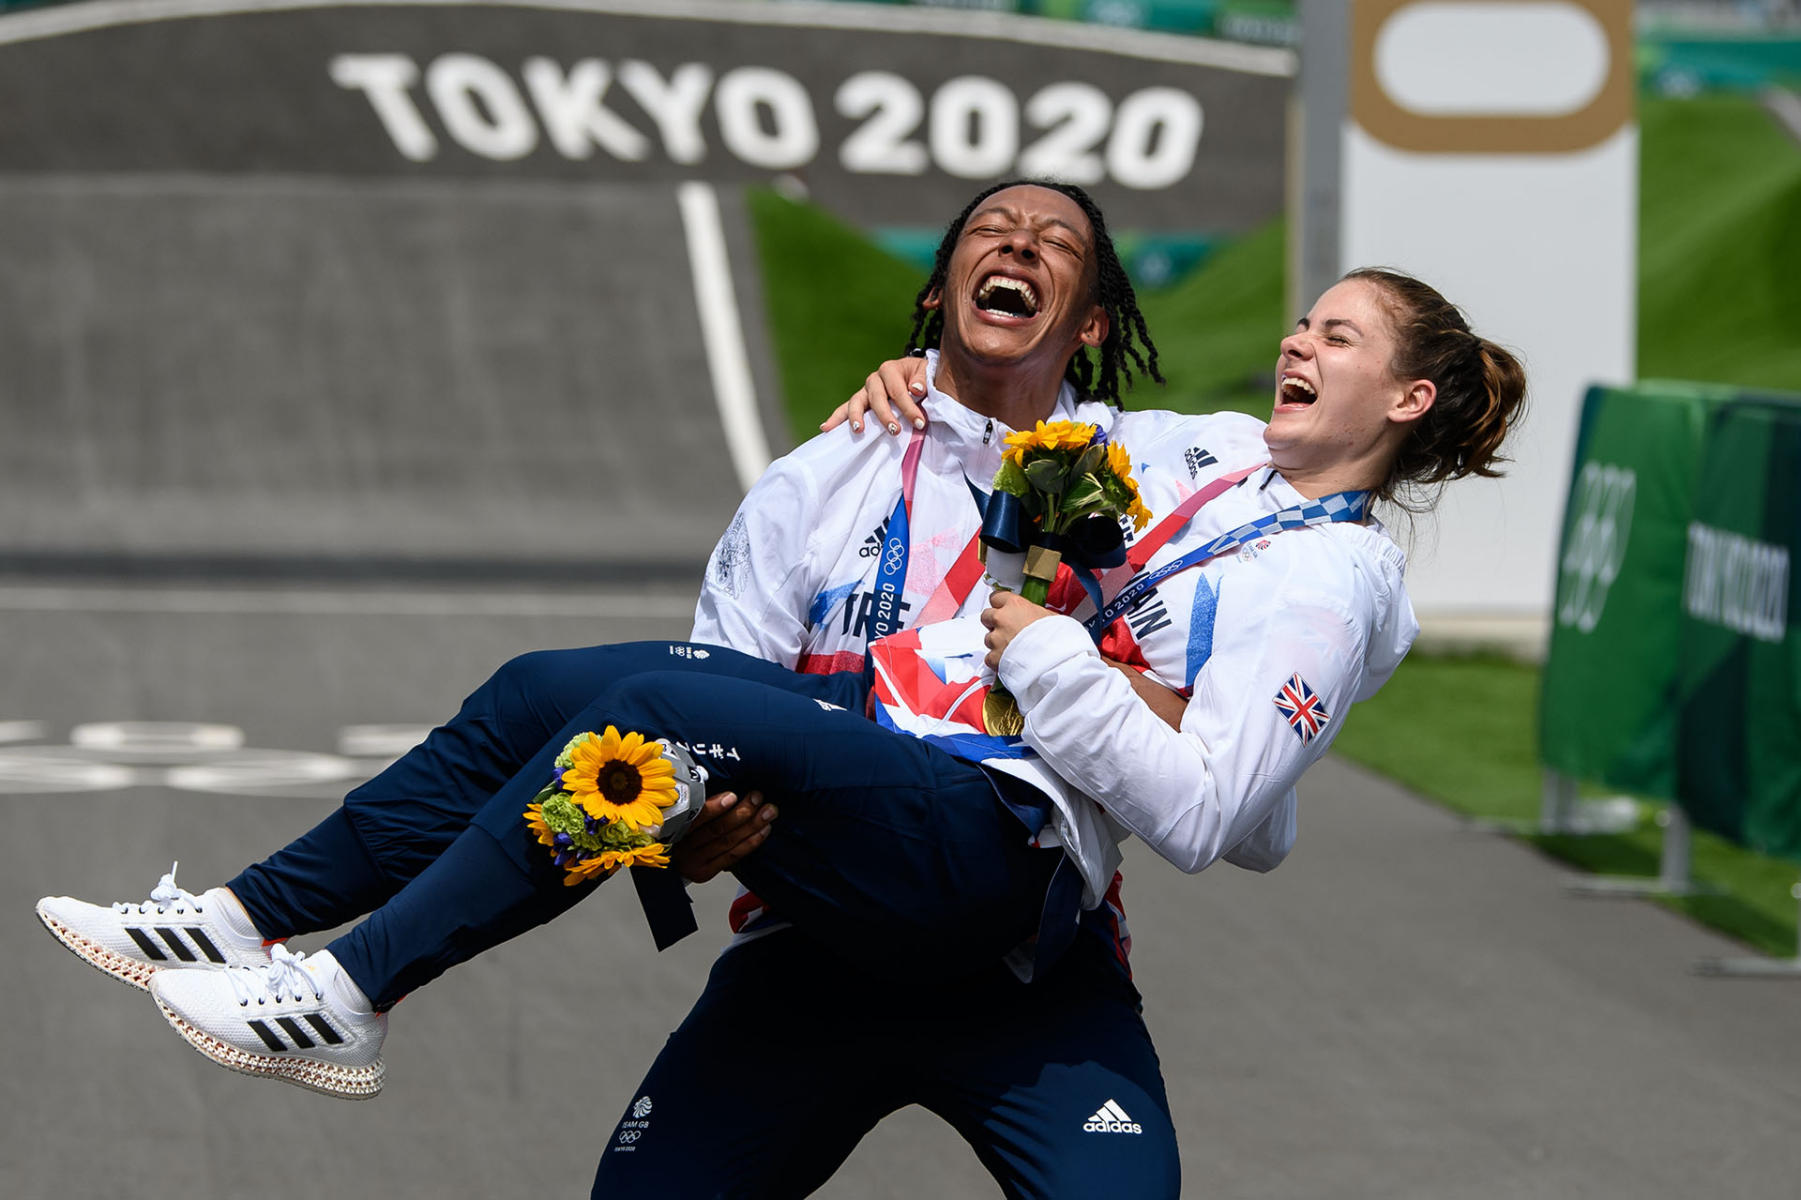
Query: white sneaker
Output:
[[36, 865, 272, 991], [150, 946, 386, 1099]]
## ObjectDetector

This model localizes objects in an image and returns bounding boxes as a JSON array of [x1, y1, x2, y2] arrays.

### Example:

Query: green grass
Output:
[[1134, 218, 1288, 417], [743, 190, 1293, 439], [746, 188, 925, 444], [1331, 654, 1545, 825], [746, 94, 1801, 957], [1333, 652, 1801, 958], [1638, 95, 1801, 393]]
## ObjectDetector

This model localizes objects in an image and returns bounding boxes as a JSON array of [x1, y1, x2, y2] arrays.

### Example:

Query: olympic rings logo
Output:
[[882, 536, 906, 575]]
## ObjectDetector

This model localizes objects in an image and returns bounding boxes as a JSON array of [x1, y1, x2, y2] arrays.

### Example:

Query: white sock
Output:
[[202, 887, 265, 945], [315, 951, 375, 1016]]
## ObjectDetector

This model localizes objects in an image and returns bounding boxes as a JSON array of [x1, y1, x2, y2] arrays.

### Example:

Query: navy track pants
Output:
[[590, 930, 1181, 1200], [225, 642, 1059, 1008]]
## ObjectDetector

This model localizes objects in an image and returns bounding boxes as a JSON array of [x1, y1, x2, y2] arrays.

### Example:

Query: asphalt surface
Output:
[[4, 588, 1799, 1199], [0, 175, 781, 573]]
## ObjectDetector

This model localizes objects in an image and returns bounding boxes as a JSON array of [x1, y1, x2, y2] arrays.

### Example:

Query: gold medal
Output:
[[983, 689, 1025, 737]]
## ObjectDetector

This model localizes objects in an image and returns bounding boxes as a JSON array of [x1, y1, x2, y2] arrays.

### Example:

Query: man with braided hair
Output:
[[900, 178, 1162, 412], [590, 181, 1248, 1199]]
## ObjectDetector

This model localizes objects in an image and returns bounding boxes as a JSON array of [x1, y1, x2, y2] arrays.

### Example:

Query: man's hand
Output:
[[673, 790, 777, 884], [981, 589, 1054, 671]]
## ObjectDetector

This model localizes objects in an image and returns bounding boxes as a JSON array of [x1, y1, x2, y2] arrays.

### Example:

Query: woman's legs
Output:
[[327, 669, 1057, 1009], [223, 642, 835, 940]]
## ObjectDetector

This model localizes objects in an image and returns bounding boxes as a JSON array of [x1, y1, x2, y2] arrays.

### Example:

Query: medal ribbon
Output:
[[872, 429, 993, 637], [1083, 469, 1371, 640], [866, 433, 924, 643]]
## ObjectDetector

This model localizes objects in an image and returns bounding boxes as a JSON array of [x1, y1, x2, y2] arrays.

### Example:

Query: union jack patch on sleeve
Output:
[[1273, 673, 1330, 744]]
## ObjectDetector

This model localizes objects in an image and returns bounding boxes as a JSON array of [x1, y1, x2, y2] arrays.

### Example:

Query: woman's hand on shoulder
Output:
[[820, 356, 931, 435]]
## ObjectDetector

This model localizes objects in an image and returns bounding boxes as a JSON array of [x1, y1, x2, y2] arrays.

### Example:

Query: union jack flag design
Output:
[[1272, 673, 1330, 743], [866, 624, 1032, 763]]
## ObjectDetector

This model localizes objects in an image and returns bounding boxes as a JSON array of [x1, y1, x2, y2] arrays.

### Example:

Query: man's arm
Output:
[[1102, 658, 1187, 730], [676, 449, 831, 878], [690, 453, 822, 669]]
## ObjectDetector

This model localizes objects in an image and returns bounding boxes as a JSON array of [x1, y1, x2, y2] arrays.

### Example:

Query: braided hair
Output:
[[904, 180, 1161, 408]]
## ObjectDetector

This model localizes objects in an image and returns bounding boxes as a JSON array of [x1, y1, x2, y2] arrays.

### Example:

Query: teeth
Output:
[[976, 275, 1038, 315], [1280, 377, 1317, 402]]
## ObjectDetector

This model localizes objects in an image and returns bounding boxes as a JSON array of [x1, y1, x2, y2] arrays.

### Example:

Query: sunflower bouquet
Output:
[[523, 726, 692, 886], [987, 419, 1150, 605], [980, 420, 1149, 735]]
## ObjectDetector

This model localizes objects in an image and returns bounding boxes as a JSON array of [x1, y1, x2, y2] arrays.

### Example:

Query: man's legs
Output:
[[590, 933, 906, 1199], [590, 931, 1180, 1200], [921, 938, 1180, 1200]]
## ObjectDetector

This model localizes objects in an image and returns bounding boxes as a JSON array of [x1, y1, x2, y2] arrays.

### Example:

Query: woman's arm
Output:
[[986, 578, 1367, 874], [820, 356, 931, 435]]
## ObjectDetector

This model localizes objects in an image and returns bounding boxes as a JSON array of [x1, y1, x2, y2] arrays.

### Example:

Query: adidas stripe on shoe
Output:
[[36, 865, 272, 991], [150, 946, 386, 1100]]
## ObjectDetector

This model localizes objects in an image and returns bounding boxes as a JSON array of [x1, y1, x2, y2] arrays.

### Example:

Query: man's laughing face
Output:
[[929, 185, 1109, 373]]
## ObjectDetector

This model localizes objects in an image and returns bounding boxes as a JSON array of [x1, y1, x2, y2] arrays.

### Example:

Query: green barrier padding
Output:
[[1676, 394, 1801, 862], [1540, 382, 1726, 799]]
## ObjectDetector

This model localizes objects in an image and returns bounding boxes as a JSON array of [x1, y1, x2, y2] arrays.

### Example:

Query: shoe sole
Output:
[[36, 905, 163, 991], [153, 995, 384, 1100]]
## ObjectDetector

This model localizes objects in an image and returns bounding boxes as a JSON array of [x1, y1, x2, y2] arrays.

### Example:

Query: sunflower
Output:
[[560, 726, 677, 830], [1128, 494, 1151, 531], [1043, 420, 1098, 450], [1003, 419, 1098, 467], [523, 792, 672, 885], [1103, 442, 1151, 531], [558, 853, 618, 887], [1104, 441, 1135, 484], [598, 843, 672, 872]]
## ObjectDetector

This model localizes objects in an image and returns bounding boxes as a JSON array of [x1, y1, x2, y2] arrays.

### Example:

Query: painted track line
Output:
[[678, 180, 772, 493]]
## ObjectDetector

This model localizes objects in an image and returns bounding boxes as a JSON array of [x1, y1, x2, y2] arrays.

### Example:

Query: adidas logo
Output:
[[243, 1013, 346, 1054], [859, 516, 892, 558], [1184, 445, 1219, 480], [124, 924, 230, 965], [1082, 1099, 1143, 1135]]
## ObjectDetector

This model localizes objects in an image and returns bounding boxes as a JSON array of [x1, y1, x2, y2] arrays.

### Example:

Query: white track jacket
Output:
[[693, 362, 1416, 917]]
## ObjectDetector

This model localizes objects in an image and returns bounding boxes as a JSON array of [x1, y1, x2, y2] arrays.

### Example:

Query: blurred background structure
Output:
[[3, 1, 1800, 1196]]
